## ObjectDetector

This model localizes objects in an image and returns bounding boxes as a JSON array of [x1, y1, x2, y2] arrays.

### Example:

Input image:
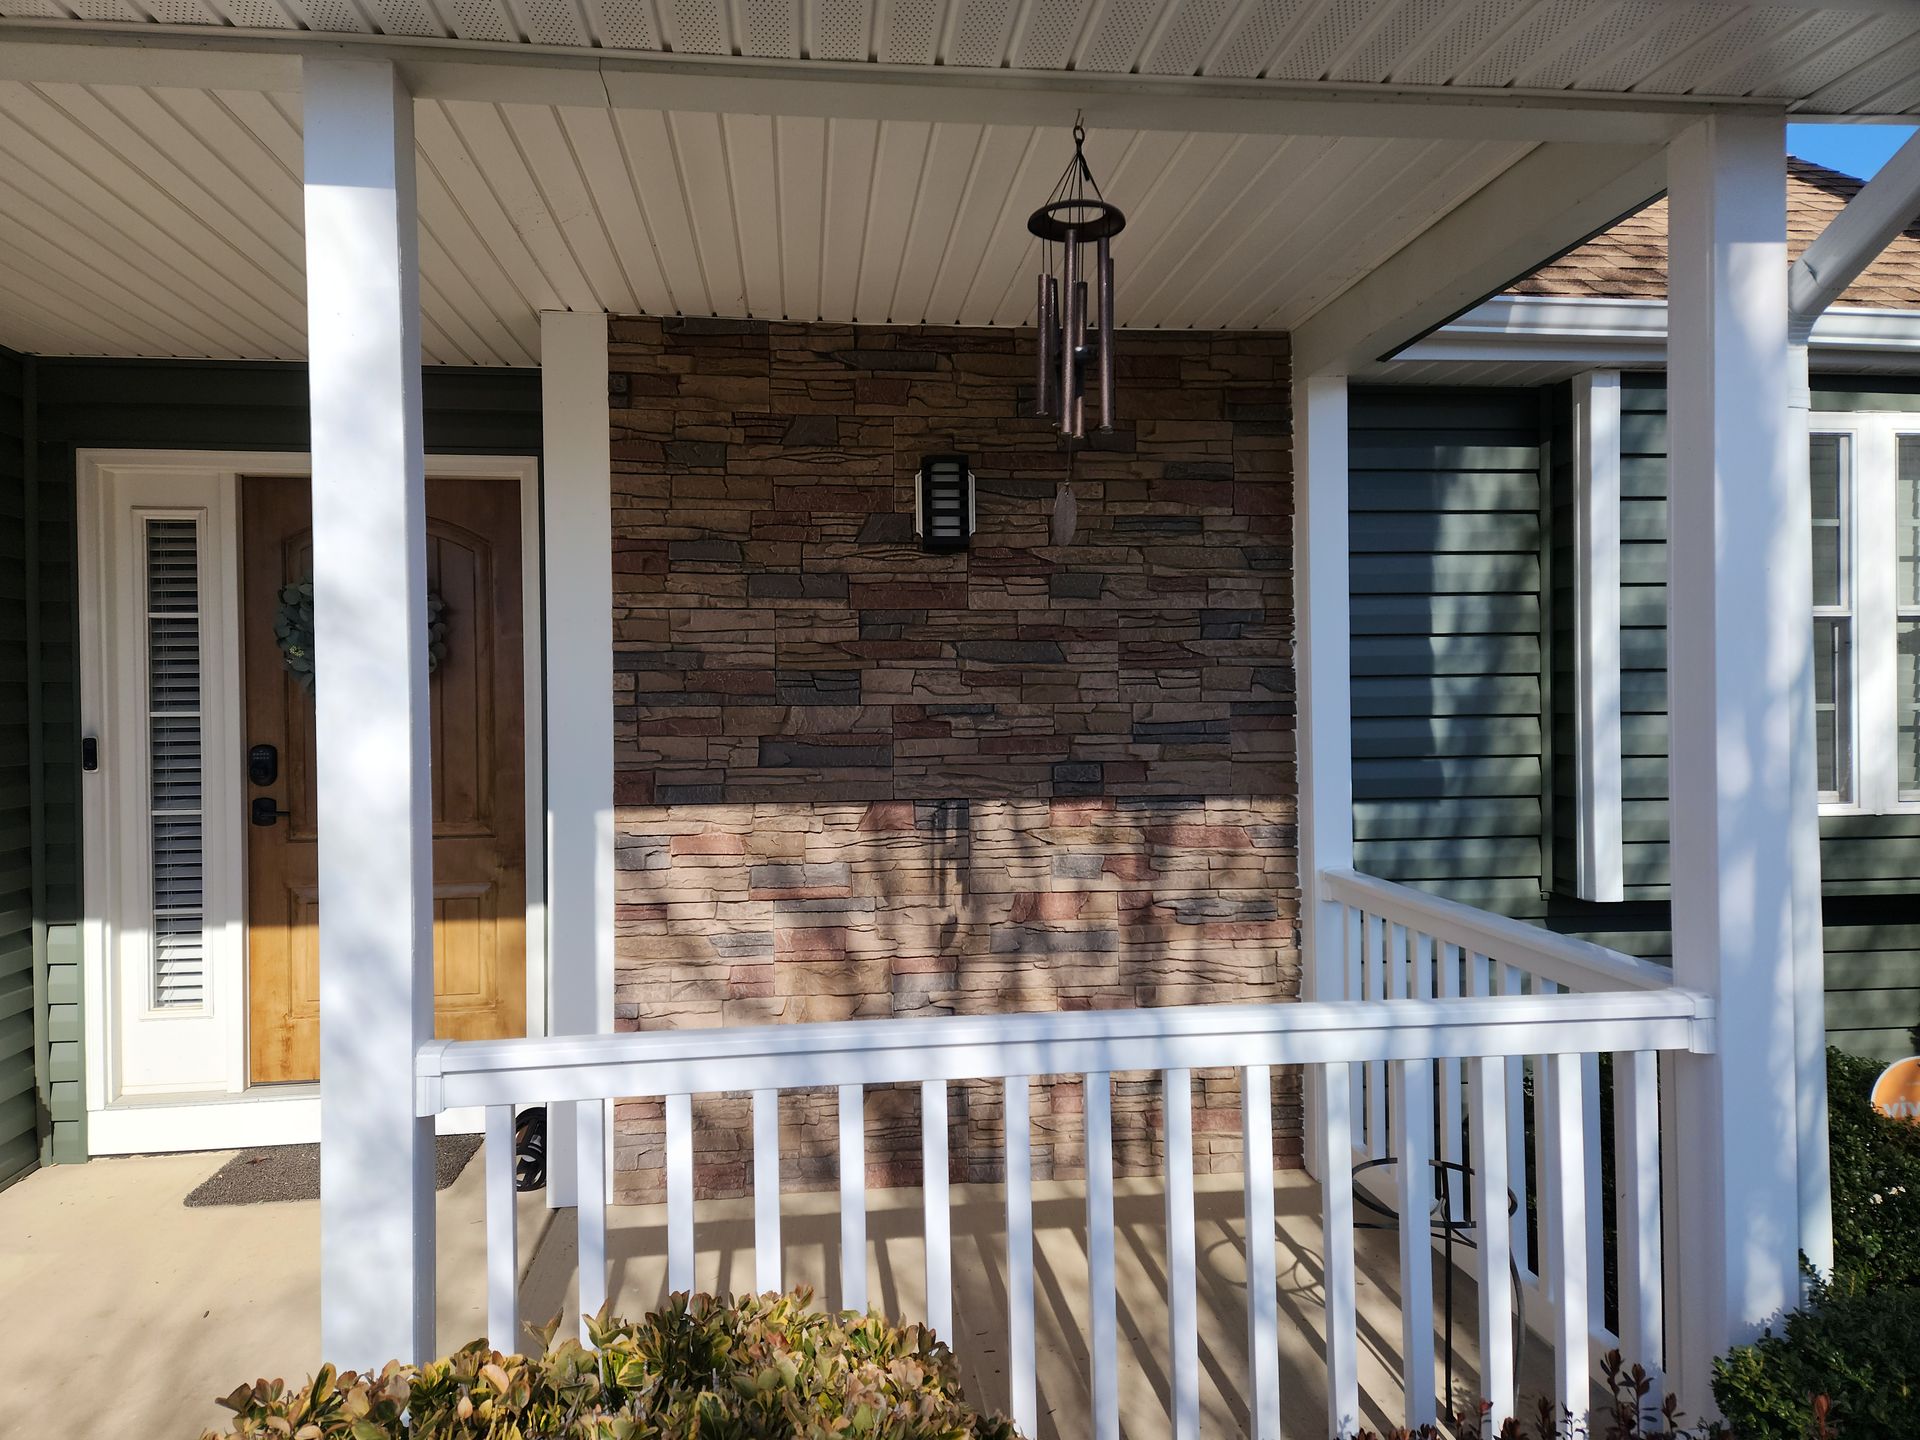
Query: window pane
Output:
[[1900, 436, 1920, 611], [1815, 616, 1852, 802], [1811, 433, 1847, 609], [1902, 620, 1920, 801]]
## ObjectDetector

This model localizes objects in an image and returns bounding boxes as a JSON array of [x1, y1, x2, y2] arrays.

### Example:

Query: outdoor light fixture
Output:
[[1029, 119, 1125, 441], [916, 454, 974, 552]]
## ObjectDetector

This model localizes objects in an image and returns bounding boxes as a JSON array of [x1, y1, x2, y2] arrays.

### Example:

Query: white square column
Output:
[[304, 56, 436, 1367], [540, 310, 616, 1209], [1294, 373, 1354, 1011], [1664, 113, 1803, 1411]]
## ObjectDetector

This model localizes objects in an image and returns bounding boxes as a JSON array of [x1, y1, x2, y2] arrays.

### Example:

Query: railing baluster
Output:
[[1501, 964, 1532, 1280], [1395, 1058, 1437, 1429], [1469, 1055, 1516, 1425], [1439, 941, 1466, 1225], [1583, 1050, 1605, 1343], [1547, 1051, 1590, 1427], [1345, 904, 1365, 1155], [1242, 1064, 1280, 1440], [1615, 1050, 1664, 1396], [1321, 1062, 1359, 1440], [1386, 925, 1408, 1158], [576, 1096, 607, 1341], [665, 1092, 694, 1295], [753, 1088, 781, 1294], [839, 1084, 866, 1314], [1005, 1076, 1037, 1436], [922, 1079, 952, 1341], [1365, 913, 1387, 1157], [1086, 1071, 1118, 1440], [484, 1103, 519, 1353], [1165, 1069, 1199, 1440]]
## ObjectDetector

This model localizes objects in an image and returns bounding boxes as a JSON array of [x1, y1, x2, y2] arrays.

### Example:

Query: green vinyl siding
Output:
[[25, 358, 542, 1162], [1349, 387, 1549, 918], [0, 348, 36, 1186]]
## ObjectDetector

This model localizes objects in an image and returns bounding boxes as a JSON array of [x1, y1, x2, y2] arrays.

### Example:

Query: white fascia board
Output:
[[1398, 294, 1920, 368], [0, 26, 1724, 145]]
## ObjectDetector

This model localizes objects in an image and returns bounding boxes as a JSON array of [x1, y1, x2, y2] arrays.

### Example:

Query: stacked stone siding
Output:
[[607, 317, 1298, 1202]]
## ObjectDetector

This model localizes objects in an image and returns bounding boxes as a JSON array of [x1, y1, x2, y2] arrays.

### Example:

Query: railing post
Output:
[[304, 54, 436, 1369], [1295, 373, 1353, 1179], [1664, 114, 1805, 1414]]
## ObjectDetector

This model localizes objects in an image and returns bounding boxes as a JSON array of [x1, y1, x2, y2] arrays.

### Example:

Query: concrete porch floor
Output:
[[1, 1154, 1553, 1439]]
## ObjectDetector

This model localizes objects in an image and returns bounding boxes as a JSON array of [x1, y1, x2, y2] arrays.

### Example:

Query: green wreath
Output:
[[274, 580, 448, 694]]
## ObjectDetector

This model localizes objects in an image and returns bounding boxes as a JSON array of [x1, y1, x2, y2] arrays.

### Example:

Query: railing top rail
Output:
[[416, 990, 1713, 1115], [1319, 867, 1674, 993]]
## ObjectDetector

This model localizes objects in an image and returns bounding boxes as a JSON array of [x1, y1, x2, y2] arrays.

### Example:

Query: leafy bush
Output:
[[202, 1290, 1022, 1440], [1825, 1046, 1920, 1296], [1711, 1277, 1919, 1438]]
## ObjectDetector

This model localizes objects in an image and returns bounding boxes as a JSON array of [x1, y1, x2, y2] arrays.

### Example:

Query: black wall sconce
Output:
[[916, 453, 974, 552]]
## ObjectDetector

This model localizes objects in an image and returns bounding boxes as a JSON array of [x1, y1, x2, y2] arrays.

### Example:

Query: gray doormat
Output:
[[185, 1134, 483, 1207]]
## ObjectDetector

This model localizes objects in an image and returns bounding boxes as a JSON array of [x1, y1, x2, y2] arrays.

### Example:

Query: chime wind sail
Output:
[[1029, 121, 1125, 440]]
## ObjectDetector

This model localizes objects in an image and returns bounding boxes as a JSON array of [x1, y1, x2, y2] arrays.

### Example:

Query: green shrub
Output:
[[1825, 1046, 1920, 1296], [202, 1290, 1022, 1440], [1711, 1277, 1920, 1438]]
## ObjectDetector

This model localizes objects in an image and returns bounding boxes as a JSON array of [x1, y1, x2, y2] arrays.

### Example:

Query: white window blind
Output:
[[144, 517, 206, 1009]]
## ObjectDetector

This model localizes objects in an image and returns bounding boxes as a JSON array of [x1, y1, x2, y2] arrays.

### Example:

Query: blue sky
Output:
[[1787, 123, 1917, 178]]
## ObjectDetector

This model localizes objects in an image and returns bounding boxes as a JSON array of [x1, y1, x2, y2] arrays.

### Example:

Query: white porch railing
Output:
[[414, 871, 1710, 1440], [1319, 869, 1682, 1425]]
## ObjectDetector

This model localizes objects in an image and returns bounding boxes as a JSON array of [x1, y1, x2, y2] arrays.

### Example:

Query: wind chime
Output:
[[1029, 118, 1124, 544]]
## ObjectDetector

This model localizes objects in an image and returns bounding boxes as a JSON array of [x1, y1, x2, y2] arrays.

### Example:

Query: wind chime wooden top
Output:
[[1030, 120, 1125, 442]]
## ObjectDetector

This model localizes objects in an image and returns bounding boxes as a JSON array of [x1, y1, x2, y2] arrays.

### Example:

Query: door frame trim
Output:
[[77, 449, 545, 1148]]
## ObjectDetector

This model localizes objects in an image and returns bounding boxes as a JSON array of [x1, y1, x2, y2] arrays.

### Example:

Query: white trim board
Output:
[[76, 449, 545, 1155], [1571, 372, 1624, 904], [1396, 295, 1920, 370], [87, 1088, 487, 1155]]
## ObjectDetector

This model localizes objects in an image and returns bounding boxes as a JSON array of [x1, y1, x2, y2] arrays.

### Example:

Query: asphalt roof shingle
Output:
[[1507, 159, 1920, 311]]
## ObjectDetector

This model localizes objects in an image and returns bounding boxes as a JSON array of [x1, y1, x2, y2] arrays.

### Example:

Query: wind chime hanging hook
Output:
[[1029, 113, 1125, 442]]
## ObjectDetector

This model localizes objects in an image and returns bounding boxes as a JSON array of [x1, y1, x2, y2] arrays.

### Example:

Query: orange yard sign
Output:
[[1871, 1057, 1920, 1122]]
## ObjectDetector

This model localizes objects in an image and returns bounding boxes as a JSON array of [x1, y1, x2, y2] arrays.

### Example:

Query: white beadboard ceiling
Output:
[[0, 79, 1533, 362], [7, 0, 1920, 362], [3, 1, 1920, 112]]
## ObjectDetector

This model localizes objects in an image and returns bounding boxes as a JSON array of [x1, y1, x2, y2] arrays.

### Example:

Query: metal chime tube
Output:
[[1035, 274, 1058, 417], [1097, 234, 1115, 432], [1060, 229, 1082, 438]]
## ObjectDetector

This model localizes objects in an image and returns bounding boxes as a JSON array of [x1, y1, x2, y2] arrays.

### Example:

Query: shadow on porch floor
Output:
[[521, 1171, 1557, 1440], [0, 1153, 1559, 1439]]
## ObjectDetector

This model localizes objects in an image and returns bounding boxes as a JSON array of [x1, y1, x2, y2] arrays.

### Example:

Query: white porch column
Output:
[[1664, 114, 1803, 1411], [304, 56, 435, 1365], [1293, 373, 1353, 1182], [540, 311, 616, 1209]]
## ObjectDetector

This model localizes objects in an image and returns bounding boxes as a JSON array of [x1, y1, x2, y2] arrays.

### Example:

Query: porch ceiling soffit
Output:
[[0, 64, 1561, 360], [1290, 141, 1669, 376]]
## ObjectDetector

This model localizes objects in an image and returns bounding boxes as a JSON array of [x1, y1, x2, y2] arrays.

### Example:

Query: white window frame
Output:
[[1570, 371, 1624, 903], [1810, 412, 1920, 817]]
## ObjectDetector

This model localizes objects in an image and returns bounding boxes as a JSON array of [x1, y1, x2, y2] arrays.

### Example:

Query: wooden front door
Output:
[[242, 474, 528, 1085]]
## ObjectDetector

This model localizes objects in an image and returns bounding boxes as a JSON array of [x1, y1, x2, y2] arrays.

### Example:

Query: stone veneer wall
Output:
[[606, 317, 1297, 1203]]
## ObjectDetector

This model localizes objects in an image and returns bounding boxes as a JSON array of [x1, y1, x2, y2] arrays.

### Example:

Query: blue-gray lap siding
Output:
[[0, 348, 36, 1185], [1353, 379, 1920, 1063], [1348, 387, 1550, 919]]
